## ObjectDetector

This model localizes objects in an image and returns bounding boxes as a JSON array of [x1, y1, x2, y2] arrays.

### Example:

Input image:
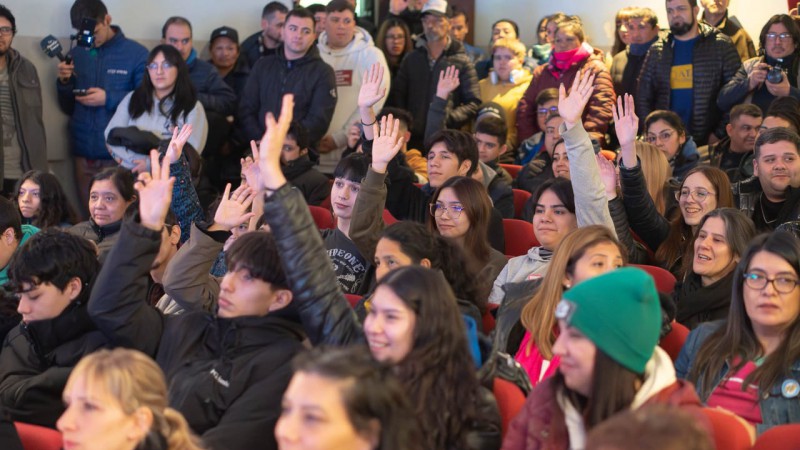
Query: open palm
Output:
[[558, 70, 595, 127]]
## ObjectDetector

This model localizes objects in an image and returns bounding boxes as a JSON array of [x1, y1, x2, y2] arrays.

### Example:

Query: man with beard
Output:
[[386, 0, 480, 151], [703, 103, 762, 182], [637, 0, 741, 147], [241, 2, 288, 67], [0, 5, 46, 196]]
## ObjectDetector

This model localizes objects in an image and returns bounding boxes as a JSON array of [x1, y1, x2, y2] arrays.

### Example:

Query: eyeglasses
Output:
[[766, 32, 793, 42], [676, 188, 715, 202], [743, 272, 800, 293], [645, 130, 676, 143], [0, 26, 13, 36], [538, 106, 559, 116], [146, 61, 175, 71], [429, 203, 464, 219]]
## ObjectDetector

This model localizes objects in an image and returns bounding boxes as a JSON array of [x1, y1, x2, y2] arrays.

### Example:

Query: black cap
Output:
[[210, 26, 239, 45]]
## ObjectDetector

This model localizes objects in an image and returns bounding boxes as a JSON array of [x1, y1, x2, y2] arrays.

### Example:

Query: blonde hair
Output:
[[635, 141, 672, 217], [520, 226, 626, 359], [491, 37, 526, 60], [66, 348, 204, 450]]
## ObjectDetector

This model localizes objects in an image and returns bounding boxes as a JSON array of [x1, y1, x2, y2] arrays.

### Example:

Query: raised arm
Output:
[[258, 95, 363, 346], [358, 62, 387, 141], [424, 66, 460, 144], [164, 124, 204, 243]]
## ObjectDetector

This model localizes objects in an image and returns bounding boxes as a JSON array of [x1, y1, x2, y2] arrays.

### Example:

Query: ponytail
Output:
[[161, 408, 204, 450]]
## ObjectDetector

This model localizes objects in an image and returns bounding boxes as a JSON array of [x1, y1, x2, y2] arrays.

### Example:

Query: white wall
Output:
[[473, 0, 788, 51]]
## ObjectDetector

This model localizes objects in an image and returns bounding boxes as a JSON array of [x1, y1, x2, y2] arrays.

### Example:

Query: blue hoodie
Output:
[[672, 136, 701, 181]]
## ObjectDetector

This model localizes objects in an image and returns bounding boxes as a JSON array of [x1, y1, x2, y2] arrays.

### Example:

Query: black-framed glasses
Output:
[[0, 26, 13, 36], [675, 188, 715, 202], [146, 61, 175, 71], [766, 32, 793, 41], [743, 272, 800, 293], [429, 203, 464, 219], [538, 106, 559, 116]]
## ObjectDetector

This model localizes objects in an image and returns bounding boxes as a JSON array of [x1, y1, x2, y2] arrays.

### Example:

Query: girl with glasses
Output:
[[644, 110, 700, 181], [375, 19, 411, 81], [676, 231, 800, 434], [104, 45, 207, 173]]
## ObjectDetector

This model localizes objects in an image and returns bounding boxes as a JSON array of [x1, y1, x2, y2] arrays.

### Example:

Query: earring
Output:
[[564, 283, 571, 289]]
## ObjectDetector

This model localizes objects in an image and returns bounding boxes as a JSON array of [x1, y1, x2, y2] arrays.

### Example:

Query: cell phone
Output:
[[73, 89, 89, 96]]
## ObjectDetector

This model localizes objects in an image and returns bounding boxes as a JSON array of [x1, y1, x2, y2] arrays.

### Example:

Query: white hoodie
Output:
[[316, 27, 390, 174]]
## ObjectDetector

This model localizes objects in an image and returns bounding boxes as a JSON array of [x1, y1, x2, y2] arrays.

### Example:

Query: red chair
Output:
[[701, 408, 753, 450], [344, 294, 361, 308], [14, 422, 62, 450], [482, 310, 496, 334], [500, 163, 523, 180], [502, 219, 539, 257], [492, 378, 526, 439], [659, 321, 690, 362], [309, 205, 335, 229], [319, 179, 334, 210], [752, 424, 800, 450], [631, 264, 677, 295], [511, 189, 531, 220], [382, 209, 398, 225], [630, 228, 655, 263]]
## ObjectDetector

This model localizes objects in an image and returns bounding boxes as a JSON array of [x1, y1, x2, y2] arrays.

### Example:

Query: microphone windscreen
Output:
[[40, 35, 64, 60]]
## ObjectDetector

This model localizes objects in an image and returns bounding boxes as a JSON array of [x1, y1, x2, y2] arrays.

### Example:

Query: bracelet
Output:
[[361, 117, 377, 127]]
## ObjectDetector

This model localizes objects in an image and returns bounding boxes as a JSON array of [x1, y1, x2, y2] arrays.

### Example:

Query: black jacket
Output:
[[88, 219, 306, 450], [610, 48, 647, 97], [636, 23, 742, 145], [239, 45, 336, 146], [387, 37, 481, 150], [264, 184, 501, 449], [282, 155, 331, 206], [187, 55, 237, 115], [240, 32, 280, 68], [0, 300, 107, 427]]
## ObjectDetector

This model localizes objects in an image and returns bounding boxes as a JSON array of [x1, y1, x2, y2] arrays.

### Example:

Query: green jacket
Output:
[[0, 224, 40, 286]]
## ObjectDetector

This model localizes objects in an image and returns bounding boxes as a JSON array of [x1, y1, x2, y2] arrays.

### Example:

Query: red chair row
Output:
[[308, 205, 398, 230]]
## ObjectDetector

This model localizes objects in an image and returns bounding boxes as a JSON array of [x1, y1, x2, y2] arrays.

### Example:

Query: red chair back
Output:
[[701, 408, 753, 450], [14, 422, 62, 450], [500, 164, 523, 180], [492, 378, 526, 439], [659, 321, 690, 362], [511, 189, 532, 220], [344, 294, 361, 308], [309, 205, 335, 229], [502, 219, 539, 257], [382, 209, 398, 225], [752, 424, 800, 450], [631, 264, 677, 295]]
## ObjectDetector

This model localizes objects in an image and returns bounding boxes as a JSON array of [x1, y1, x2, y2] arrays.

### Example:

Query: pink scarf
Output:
[[548, 44, 591, 78]]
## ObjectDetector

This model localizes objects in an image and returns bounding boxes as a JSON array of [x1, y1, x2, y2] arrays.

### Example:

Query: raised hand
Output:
[[241, 142, 262, 190], [596, 154, 619, 200], [436, 65, 460, 100], [211, 183, 257, 231], [559, 69, 595, 129], [612, 94, 639, 168], [164, 124, 194, 164], [257, 94, 294, 192], [136, 150, 175, 231], [371, 114, 405, 174], [358, 62, 386, 109]]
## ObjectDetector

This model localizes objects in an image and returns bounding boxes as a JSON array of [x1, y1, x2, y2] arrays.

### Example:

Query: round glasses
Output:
[[743, 272, 800, 293], [675, 188, 714, 203], [429, 203, 464, 219]]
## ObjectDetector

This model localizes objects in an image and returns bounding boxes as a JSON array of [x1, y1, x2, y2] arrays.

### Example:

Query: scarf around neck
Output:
[[549, 44, 591, 78]]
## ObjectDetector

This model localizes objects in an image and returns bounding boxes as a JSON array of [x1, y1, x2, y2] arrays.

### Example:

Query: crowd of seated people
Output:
[[2, 0, 800, 448]]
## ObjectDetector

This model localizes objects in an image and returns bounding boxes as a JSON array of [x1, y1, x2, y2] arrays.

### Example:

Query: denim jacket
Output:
[[675, 320, 800, 434]]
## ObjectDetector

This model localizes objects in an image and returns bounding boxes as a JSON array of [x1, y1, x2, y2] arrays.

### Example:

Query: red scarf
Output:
[[548, 44, 591, 78]]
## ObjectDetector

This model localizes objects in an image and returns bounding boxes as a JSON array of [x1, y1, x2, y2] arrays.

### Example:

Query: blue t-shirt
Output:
[[670, 37, 698, 131]]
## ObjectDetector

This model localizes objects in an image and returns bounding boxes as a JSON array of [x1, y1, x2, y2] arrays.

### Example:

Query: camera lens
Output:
[[767, 67, 784, 84]]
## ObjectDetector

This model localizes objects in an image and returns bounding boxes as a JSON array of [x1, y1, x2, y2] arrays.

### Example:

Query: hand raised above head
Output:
[[136, 150, 175, 231], [358, 62, 387, 109], [211, 183, 257, 232], [164, 124, 194, 164], [436, 65, 461, 100], [257, 94, 295, 192], [371, 114, 405, 174], [558, 69, 595, 129]]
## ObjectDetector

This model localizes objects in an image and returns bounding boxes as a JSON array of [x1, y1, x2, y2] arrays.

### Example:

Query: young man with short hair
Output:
[[610, 7, 660, 97], [241, 1, 289, 67], [281, 122, 330, 206], [704, 103, 762, 181]]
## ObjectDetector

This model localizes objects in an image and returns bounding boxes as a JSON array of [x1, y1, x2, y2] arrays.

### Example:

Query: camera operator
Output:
[[719, 14, 800, 115], [0, 4, 46, 197], [56, 0, 147, 215]]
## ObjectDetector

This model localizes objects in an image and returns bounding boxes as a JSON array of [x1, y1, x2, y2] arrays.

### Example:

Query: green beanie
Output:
[[555, 267, 661, 374]]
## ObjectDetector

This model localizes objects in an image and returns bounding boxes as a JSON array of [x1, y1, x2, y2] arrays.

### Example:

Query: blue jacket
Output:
[[672, 136, 701, 181], [676, 320, 800, 434], [57, 27, 148, 160], [186, 50, 237, 116]]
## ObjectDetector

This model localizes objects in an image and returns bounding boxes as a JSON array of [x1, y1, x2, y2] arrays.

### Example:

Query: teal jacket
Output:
[[0, 224, 40, 286]]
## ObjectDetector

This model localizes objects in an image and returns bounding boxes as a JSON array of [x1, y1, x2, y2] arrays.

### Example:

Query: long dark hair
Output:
[[680, 208, 756, 279], [655, 166, 733, 276], [290, 346, 422, 450], [555, 349, 643, 430], [376, 18, 411, 66], [377, 266, 485, 449], [429, 176, 492, 266], [129, 44, 197, 124], [13, 170, 79, 229], [381, 221, 486, 314], [688, 232, 800, 399]]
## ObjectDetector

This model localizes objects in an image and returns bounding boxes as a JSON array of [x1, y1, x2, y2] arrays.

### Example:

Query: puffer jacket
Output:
[[517, 46, 615, 144], [239, 45, 337, 146], [57, 27, 148, 160], [88, 217, 307, 450], [676, 320, 800, 434], [0, 298, 107, 427], [265, 184, 502, 450], [186, 50, 237, 116], [387, 36, 481, 151], [0, 49, 47, 185], [636, 23, 742, 146], [701, 13, 756, 62], [718, 54, 800, 115]]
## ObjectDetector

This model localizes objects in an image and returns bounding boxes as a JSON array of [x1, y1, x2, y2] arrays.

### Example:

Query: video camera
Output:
[[71, 17, 96, 48]]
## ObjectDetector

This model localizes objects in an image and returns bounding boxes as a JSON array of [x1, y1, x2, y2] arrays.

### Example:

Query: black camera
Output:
[[73, 17, 96, 48], [767, 59, 785, 84]]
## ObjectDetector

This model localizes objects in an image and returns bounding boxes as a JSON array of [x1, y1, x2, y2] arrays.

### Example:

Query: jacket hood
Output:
[[631, 347, 678, 408], [526, 245, 551, 262], [478, 161, 498, 187], [317, 26, 374, 56], [680, 136, 700, 159]]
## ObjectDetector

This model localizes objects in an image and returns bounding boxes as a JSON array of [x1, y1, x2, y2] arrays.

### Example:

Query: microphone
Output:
[[40, 35, 72, 64]]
